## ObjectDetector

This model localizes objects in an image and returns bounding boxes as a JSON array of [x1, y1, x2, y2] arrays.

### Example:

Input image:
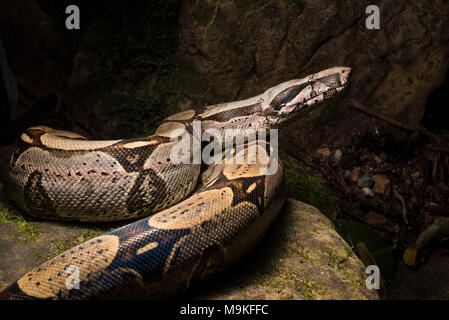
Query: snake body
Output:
[[0, 67, 350, 299]]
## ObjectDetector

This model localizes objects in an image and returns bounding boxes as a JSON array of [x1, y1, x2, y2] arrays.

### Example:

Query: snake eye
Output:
[[269, 84, 307, 111]]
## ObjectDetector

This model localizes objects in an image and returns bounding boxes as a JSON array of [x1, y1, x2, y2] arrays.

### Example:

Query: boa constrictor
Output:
[[0, 67, 350, 299]]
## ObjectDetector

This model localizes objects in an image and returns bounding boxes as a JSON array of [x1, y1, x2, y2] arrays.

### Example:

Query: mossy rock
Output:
[[189, 199, 379, 300]]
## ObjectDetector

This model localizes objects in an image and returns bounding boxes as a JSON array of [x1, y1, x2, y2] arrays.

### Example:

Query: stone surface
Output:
[[351, 167, 361, 182], [389, 251, 449, 299], [334, 149, 343, 164], [0, 0, 72, 118], [179, 0, 449, 151], [372, 174, 391, 196], [357, 175, 374, 188], [361, 187, 375, 198], [315, 147, 331, 159], [190, 199, 378, 300]]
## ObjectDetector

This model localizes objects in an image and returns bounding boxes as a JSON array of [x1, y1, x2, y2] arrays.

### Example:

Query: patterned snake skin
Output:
[[0, 67, 350, 299]]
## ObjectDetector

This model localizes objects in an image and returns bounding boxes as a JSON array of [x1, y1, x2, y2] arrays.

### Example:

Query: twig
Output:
[[296, 149, 350, 195], [445, 156, 449, 182], [347, 99, 443, 143], [393, 187, 408, 225], [426, 144, 449, 154], [432, 152, 439, 184], [323, 161, 351, 194]]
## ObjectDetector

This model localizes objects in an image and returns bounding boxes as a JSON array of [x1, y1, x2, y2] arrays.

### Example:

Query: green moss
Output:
[[320, 245, 365, 289], [47, 229, 104, 259], [280, 293, 294, 299], [51, 240, 71, 256], [279, 152, 340, 216], [0, 183, 37, 244], [288, 244, 313, 264], [73, 229, 104, 245], [33, 246, 45, 263], [345, 245, 355, 258], [0, 209, 37, 244], [32, 240, 72, 263], [255, 249, 328, 299], [318, 219, 334, 230], [300, 280, 317, 300], [321, 245, 346, 270], [261, 271, 290, 290], [297, 273, 327, 300]]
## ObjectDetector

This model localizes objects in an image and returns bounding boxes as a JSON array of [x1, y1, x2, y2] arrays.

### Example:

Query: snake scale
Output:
[[0, 67, 350, 299]]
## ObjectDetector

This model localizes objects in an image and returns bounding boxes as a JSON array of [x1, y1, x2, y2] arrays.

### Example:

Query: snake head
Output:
[[261, 66, 351, 125]]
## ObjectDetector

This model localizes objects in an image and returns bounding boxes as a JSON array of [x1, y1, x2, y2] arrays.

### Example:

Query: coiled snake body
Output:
[[0, 67, 350, 299]]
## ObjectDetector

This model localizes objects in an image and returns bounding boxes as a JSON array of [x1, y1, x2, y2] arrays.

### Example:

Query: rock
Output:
[[390, 253, 449, 299], [372, 175, 391, 196], [379, 153, 388, 162], [351, 167, 361, 182], [334, 149, 342, 164], [357, 175, 375, 188], [180, 0, 449, 150], [191, 199, 378, 300], [373, 155, 383, 165], [424, 212, 435, 226], [362, 187, 375, 198], [398, 182, 411, 196], [316, 147, 331, 158], [0, 0, 71, 117]]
